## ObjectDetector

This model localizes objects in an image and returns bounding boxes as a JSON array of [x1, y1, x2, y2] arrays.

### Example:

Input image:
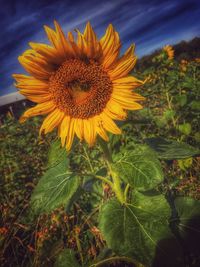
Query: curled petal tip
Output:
[[19, 116, 26, 123], [18, 56, 23, 62]]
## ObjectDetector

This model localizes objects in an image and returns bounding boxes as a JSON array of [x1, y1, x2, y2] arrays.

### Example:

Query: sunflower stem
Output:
[[109, 164, 125, 204], [124, 184, 130, 203], [98, 139, 125, 204], [83, 145, 94, 172], [98, 138, 113, 163], [89, 174, 113, 188]]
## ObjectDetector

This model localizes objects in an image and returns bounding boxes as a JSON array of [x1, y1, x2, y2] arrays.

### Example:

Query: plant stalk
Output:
[[98, 139, 125, 204]]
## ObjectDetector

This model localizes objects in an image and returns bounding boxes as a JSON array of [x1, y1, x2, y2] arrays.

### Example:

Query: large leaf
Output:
[[178, 123, 192, 136], [31, 164, 80, 214], [30, 141, 80, 215], [145, 137, 200, 160], [163, 109, 176, 121], [113, 146, 164, 191], [175, 95, 187, 107], [48, 139, 69, 168], [99, 193, 184, 266], [175, 197, 200, 255], [190, 100, 200, 111], [54, 249, 80, 267]]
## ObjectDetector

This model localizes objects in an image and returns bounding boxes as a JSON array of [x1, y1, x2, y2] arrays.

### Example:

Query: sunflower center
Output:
[[49, 59, 112, 119]]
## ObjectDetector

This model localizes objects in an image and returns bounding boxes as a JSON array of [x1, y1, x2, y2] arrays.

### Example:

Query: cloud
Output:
[[7, 13, 39, 31]]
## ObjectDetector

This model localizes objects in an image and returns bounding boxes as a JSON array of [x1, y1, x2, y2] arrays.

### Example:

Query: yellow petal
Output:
[[105, 100, 127, 120], [13, 74, 33, 82], [44, 24, 74, 59], [100, 25, 120, 57], [112, 89, 145, 101], [20, 92, 51, 103], [66, 118, 75, 151], [112, 75, 144, 89], [67, 32, 81, 57], [40, 109, 65, 135], [132, 93, 145, 101], [18, 56, 51, 80], [111, 95, 143, 110], [29, 42, 63, 64], [112, 89, 133, 98], [13, 75, 49, 94], [16, 85, 48, 94], [94, 116, 109, 142], [83, 118, 96, 146], [54, 20, 74, 58], [100, 24, 113, 52], [21, 49, 55, 72], [103, 32, 120, 69], [100, 24, 121, 68], [100, 112, 121, 135], [74, 118, 84, 140], [59, 116, 71, 147], [108, 45, 137, 79], [76, 30, 88, 56], [19, 101, 56, 123], [83, 22, 101, 59], [44, 25, 58, 47], [97, 127, 109, 142], [13, 74, 48, 89]]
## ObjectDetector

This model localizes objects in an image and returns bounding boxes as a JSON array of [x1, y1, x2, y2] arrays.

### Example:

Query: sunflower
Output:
[[163, 45, 174, 60], [13, 21, 145, 150], [180, 59, 188, 72]]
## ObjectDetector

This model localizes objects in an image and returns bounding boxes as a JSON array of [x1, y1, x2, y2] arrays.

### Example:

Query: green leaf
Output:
[[154, 115, 167, 128], [138, 108, 153, 119], [99, 193, 183, 266], [163, 109, 176, 121], [54, 249, 80, 267], [175, 95, 187, 107], [113, 146, 164, 191], [31, 164, 80, 214], [178, 123, 192, 136], [181, 77, 194, 89], [175, 197, 200, 254], [30, 141, 80, 215], [190, 100, 200, 111], [194, 132, 200, 142], [178, 158, 193, 170], [48, 139, 68, 168], [145, 137, 200, 160]]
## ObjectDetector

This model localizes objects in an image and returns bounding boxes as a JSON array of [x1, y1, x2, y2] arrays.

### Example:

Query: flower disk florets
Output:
[[49, 59, 112, 119]]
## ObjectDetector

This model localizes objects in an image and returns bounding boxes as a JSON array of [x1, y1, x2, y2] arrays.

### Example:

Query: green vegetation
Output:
[[0, 44, 200, 267]]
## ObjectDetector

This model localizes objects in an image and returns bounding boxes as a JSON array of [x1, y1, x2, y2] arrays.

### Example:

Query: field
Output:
[[0, 40, 200, 267]]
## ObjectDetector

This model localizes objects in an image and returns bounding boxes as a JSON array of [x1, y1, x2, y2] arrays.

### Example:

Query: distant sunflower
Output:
[[163, 45, 174, 60], [13, 21, 145, 150]]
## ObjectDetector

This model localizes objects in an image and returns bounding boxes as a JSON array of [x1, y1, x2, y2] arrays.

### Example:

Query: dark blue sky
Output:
[[0, 0, 200, 96]]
